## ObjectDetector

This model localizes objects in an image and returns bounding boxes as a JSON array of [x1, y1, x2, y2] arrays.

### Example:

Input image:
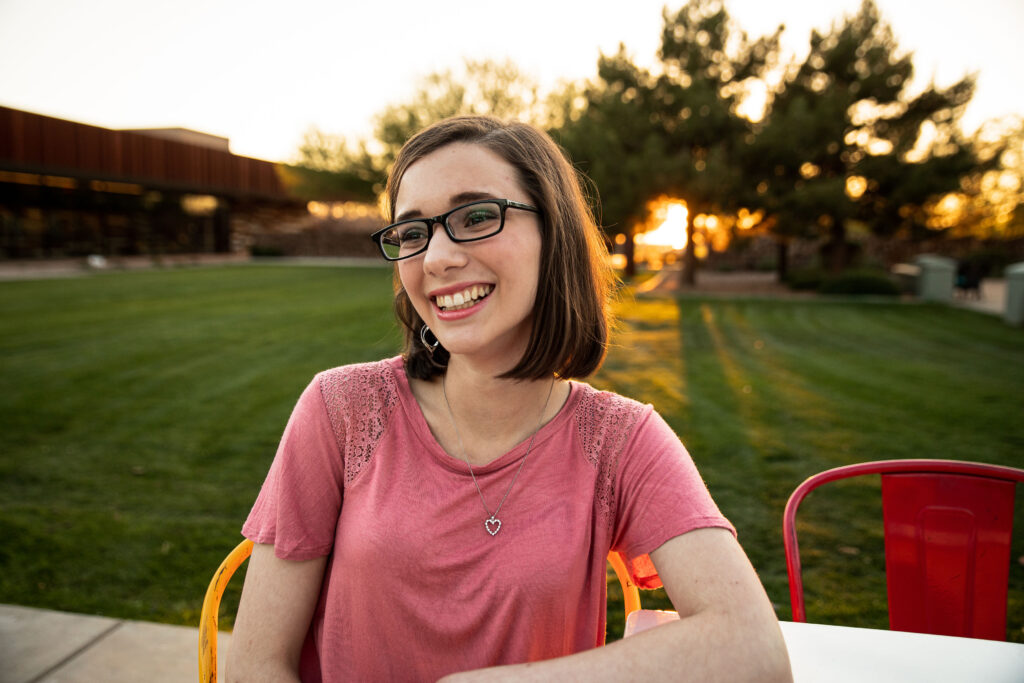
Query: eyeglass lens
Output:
[[380, 201, 504, 260]]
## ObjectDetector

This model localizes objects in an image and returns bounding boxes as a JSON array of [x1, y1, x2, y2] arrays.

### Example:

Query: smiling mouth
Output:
[[433, 284, 493, 312]]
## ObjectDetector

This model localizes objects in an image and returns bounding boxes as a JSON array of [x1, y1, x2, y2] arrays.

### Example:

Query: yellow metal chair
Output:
[[608, 551, 682, 637], [198, 539, 254, 683], [198, 541, 663, 681]]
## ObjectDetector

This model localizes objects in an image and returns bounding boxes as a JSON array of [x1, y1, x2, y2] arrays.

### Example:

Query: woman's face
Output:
[[395, 143, 543, 370]]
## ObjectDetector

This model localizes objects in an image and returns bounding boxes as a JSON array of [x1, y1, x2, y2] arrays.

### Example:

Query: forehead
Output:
[[394, 143, 526, 215]]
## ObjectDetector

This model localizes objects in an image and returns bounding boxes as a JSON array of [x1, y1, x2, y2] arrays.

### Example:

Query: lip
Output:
[[429, 282, 494, 321], [427, 281, 494, 299]]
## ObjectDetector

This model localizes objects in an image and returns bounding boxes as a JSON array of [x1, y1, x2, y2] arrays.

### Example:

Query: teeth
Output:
[[436, 285, 492, 311]]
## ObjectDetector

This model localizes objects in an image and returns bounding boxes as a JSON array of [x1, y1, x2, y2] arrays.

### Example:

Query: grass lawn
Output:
[[598, 292, 1024, 641], [0, 264, 400, 627], [1, 265, 1022, 642]]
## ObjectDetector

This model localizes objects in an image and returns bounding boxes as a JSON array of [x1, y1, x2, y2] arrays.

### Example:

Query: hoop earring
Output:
[[420, 324, 440, 355]]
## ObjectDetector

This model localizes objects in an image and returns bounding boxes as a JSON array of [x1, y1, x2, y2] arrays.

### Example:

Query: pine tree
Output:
[[752, 0, 981, 273], [555, 0, 778, 282]]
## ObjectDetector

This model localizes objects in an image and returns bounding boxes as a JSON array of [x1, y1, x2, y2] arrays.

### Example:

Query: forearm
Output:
[[442, 609, 791, 683], [226, 655, 301, 683], [227, 614, 305, 683]]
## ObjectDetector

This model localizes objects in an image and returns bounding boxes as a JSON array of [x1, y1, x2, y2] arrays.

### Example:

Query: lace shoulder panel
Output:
[[317, 359, 400, 485], [573, 384, 649, 523]]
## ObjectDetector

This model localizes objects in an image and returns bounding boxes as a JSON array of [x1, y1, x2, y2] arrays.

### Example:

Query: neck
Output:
[[448, 355, 555, 415], [447, 354, 537, 397], [417, 357, 568, 466]]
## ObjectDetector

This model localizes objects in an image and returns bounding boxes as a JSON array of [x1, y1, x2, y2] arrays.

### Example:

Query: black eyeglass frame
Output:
[[370, 198, 540, 261]]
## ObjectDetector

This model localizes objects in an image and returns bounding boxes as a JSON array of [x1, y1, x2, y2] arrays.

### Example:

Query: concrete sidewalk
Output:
[[0, 254, 383, 281], [640, 268, 1011, 319], [951, 278, 1007, 316], [0, 604, 227, 683]]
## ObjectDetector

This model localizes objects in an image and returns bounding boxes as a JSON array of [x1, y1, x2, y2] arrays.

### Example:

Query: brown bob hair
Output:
[[385, 116, 614, 381]]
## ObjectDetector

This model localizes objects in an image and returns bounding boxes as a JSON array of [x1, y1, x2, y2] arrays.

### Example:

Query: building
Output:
[[0, 106, 307, 260]]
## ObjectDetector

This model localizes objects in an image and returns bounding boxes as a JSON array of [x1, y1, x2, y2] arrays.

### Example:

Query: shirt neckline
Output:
[[388, 356, 582, 474]]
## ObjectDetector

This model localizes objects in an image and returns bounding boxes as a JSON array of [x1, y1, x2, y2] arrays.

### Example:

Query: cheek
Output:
[[397, 261, 419, 293], [397, 263, 427, 309], [513, 243, 543, 315], [523, 236, 543, 289]]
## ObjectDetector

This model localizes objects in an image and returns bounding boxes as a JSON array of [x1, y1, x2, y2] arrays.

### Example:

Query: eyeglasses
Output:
[[370, 198, 539, 261]]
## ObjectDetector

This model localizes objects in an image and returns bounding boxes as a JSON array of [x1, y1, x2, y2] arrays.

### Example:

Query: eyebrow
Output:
[[395, 191, 498, 223]]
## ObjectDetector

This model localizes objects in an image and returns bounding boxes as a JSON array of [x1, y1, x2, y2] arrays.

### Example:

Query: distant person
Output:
[[956, 260, 982, 299], [228, 116, 791, 682]]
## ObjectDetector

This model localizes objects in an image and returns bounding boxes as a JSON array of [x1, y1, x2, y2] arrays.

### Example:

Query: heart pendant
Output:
[[485, 516, 501, 536]]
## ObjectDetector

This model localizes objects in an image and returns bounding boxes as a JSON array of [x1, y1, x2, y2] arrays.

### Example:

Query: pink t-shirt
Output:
[[243, 357, 733, 681]]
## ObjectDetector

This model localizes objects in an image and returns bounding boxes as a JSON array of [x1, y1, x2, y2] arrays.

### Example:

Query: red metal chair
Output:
[[784, 459, 1024, 641]]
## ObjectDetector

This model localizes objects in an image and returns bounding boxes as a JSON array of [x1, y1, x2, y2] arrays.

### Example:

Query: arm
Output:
[[226, 543, 327, 683], [442, 527, 792, 682]]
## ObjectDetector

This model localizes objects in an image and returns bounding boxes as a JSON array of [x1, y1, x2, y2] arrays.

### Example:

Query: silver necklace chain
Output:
[[441, 374, 555, 537]]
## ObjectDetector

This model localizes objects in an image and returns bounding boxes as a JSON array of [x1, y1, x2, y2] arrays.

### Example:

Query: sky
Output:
[[0, 0, 1021, 163]]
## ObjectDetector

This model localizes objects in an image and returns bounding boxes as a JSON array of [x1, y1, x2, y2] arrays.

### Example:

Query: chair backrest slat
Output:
[[882, 472, 1016, 640], [784, 459, 1024, 641]]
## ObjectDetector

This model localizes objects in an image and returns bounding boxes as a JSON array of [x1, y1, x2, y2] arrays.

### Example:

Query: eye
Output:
[[453, 202, 501, 233], [465, 209, 497, 226], [397, 222, 430, 243]]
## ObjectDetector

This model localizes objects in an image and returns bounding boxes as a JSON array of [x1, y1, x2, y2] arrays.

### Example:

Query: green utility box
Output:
[[1004, 262, 1024, 327], [914, 254, 956, 303]]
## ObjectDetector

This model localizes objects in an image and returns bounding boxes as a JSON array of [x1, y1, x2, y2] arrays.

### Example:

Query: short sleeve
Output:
[[612, 409, 735, 589], [242, 374, 346, 560]]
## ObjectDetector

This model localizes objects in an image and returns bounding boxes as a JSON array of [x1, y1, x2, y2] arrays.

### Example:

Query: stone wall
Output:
[[238, 210, 381, 259]]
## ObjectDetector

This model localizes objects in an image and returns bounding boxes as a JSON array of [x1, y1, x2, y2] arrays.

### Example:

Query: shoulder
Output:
[[313, 357, 404, 483], [571, 383, 652, 467], [315, 356, 402, 413], [573, 382, 649, 417]]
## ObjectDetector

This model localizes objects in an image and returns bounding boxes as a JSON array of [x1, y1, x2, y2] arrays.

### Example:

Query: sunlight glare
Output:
[[926, 192, 968, 229], [846, 175, 868, 199], [736, 208, 763, 230], [637, 200, 689, 249], [735, 80, 769, 123]]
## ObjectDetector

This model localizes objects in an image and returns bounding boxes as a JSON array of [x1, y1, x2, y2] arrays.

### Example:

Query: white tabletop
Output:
[[624, 610, 1024, 681], [779, 621, 1024, 683]]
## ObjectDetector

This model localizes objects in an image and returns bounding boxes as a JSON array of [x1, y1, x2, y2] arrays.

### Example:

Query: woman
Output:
[[230, 116, 791, 682]]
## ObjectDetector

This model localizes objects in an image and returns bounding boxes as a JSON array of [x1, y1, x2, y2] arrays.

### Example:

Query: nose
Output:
[[421, 222, 467, 275]]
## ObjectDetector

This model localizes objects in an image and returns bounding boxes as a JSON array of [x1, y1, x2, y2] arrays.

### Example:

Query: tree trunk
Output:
[[679, 214, 697, 287], [776, 238, 789, 282], [624, 230, 636, 278], [823, 218, 848, 273]]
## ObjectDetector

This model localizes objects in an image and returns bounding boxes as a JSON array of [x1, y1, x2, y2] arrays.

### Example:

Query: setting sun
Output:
[[636, 199, 689, 249]]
